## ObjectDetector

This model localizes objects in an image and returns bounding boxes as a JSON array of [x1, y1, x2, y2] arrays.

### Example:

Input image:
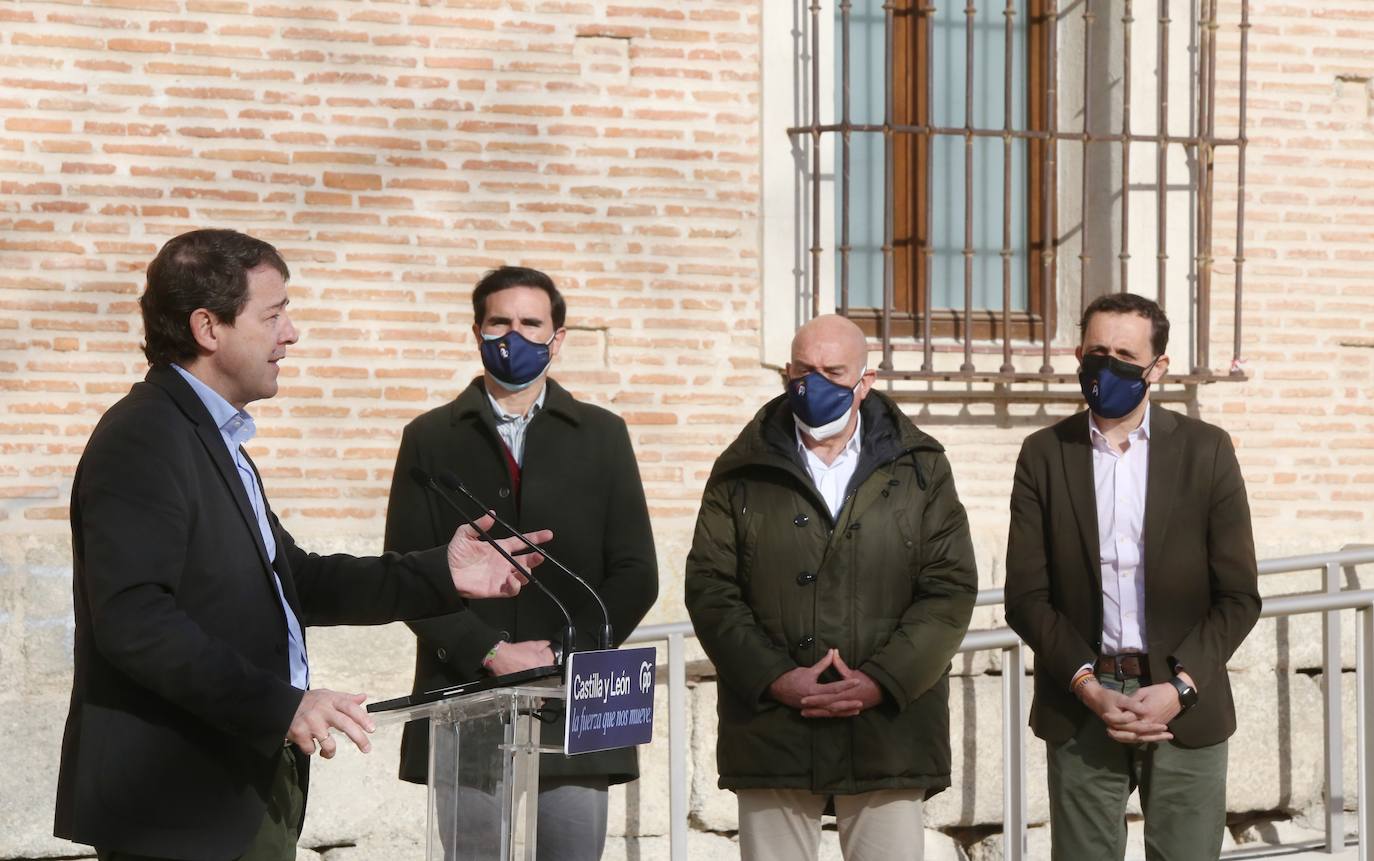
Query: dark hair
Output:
[[139, 229, 289, 366], [471, 266, 566, 329], [1079, 293, 1170, 356]]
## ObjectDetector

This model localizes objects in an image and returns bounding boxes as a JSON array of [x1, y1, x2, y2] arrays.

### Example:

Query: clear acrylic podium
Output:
[[371, 675, 565, 861]]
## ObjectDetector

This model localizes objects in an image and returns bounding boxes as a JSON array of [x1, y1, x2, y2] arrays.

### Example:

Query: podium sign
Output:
[[564, 647, 656, 755]]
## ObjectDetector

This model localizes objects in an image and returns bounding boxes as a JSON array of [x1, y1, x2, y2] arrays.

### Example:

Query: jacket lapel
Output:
[[1142, 405, 1181, 591], [147, 365, 276, 579], [1060, 411, 1101, 586]]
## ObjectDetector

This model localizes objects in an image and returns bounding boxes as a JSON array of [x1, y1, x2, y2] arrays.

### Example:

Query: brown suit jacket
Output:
[[1004, 405, 1261, 748]]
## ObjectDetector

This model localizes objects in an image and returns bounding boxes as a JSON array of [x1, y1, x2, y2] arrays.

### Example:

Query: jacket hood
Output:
[[708, 388, 945, 486]]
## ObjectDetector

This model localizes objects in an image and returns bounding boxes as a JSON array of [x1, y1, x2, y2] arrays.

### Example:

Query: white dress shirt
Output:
[[1090, 403, 1151, 658], [796, 415, 862, 520], [487, 384, 546, 467]]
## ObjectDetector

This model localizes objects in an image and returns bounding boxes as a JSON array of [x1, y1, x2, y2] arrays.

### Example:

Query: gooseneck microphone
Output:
[[436, 468, 615, 650], [408, 466, 576, 667]]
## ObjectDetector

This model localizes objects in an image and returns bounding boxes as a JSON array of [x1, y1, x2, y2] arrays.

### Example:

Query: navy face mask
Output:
[[786, 370, 861, 441], [480, 330, 554, 392], [1078, 353, 1159, 419]]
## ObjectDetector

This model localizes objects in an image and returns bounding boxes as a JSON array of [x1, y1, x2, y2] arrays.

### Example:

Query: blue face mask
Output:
[[786, 370, 861, 441], [480, 330, 554, 392], [1078, 353, 1158, 419]]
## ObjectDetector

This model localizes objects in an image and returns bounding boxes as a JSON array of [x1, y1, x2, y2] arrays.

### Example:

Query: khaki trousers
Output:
[[737, 788, 925, 861]]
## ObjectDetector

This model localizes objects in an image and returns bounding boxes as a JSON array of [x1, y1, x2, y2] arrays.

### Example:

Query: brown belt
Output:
[[1094, 653, 1149, 682]]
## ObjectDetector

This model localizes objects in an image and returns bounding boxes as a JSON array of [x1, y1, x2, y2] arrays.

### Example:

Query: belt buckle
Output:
[[1113, 656, 1127, 682]]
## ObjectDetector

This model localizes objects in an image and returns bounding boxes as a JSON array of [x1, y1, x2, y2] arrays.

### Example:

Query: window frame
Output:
[[767, 0, 1252, 388]]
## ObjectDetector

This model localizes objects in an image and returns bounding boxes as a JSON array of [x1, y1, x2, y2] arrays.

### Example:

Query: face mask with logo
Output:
[[786, 368, 864, 442], [480, 330, 554, 392], [1077, 353, 1159, 419]]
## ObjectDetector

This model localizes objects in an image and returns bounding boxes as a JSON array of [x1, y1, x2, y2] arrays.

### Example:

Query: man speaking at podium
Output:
[[384, 266, 659, 861], [55, 229, 548, 861]]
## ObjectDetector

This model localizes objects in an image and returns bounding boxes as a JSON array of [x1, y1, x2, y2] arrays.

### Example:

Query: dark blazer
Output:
[[55, 365, 466, 860], [385, 378, 658, 785], [1004, 405, 1261, 748]]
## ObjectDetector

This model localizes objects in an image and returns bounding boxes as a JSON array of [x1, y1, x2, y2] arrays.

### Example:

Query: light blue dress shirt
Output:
[[172, 364, 310, 690]]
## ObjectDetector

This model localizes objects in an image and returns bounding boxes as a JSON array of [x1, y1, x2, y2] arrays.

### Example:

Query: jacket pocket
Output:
[[89, 704, 257, 827]]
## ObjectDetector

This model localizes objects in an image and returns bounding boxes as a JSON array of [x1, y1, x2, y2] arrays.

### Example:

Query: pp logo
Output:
[[796, 381, 806, 396], [499, 341, 510, 359], [1090, 379, 1099, 398], [638, 661, 653, 694]]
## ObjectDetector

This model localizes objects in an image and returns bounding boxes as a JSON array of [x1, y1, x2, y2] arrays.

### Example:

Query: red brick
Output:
[[107, 38, 173, 54], [10, 34, 106, 51], [282, 26, 368, 43], [322, 172, 382, 191]]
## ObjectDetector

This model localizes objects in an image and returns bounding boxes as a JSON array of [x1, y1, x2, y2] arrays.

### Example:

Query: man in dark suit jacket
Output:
[[54, 229, 549, 861], [384, 265, 658, 861], [1005, 292, 1261, 860]]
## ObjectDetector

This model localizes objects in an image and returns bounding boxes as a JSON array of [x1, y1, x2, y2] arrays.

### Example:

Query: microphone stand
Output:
[[437, 469, 614, 650], [409, 467, 576, 669]]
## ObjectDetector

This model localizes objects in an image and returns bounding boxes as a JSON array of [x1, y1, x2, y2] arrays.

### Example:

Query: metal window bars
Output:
[[789, 0, 1250, 396]]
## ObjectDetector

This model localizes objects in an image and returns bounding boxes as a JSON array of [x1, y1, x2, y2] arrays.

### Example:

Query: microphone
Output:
[[436, 468, 614, 650], [408, 466, 575, 668]]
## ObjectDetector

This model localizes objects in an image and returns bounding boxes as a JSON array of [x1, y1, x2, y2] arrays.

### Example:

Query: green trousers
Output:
[[97, 745, 305, 861], [1046, 675, 1229, 861]]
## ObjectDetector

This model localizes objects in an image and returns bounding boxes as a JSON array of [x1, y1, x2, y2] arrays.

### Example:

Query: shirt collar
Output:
[[1088, 401, 1151, 449], [795, 413, 863, 463], [172, 363, 257, 447], [486, 384, 547, 423]]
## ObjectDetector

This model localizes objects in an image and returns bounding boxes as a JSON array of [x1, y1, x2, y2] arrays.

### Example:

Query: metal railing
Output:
[[628, 546, 1374, 861]]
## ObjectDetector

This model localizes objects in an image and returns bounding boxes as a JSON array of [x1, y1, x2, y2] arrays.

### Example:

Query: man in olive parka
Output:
[[685, 315, 977, 861]]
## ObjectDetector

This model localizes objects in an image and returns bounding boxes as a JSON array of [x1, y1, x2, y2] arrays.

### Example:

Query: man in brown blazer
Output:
[[1005, 293, 1260, 860]]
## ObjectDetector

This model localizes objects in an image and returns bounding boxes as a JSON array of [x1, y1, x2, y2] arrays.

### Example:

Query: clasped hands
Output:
[[1077, 674, 1193, 744], [769, 648, 883, 718]]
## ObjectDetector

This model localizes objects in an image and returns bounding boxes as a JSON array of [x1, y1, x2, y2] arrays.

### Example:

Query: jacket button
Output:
[[797, 635, 815, 649], [796, 571, 816, 586], [498, 487, 511, 499], [794, 514, 809, 526], [436, 647, 448, 662]]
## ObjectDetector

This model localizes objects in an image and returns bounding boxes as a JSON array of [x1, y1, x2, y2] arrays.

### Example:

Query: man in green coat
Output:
[[685, 315, 978, 861]]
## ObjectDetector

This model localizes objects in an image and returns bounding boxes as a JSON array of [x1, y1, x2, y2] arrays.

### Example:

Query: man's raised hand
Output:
[[446, 514, 552, 598]]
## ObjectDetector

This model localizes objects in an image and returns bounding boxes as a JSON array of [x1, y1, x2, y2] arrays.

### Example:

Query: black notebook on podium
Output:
[[367, 665, 562, 714]]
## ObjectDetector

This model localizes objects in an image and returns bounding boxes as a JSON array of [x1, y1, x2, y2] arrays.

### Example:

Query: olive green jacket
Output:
[[685, 391, 977, 796]]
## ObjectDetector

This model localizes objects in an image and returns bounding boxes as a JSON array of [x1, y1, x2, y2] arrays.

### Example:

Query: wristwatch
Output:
[[1167, 675, 1198, 713]]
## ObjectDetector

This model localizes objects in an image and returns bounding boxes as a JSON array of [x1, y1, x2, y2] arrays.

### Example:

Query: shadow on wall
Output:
[[895, 398, 1198, 428]]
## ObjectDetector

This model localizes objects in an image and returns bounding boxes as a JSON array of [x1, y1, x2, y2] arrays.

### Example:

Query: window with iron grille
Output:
[[779, 0, 1251, 394]]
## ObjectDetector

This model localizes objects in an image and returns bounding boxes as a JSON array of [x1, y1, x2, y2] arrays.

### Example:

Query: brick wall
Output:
[[1206, 0, 1374, 532], [0, 2, 770, 855], [2, 0, 1373, 857], [0, 0, 766, 542]]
